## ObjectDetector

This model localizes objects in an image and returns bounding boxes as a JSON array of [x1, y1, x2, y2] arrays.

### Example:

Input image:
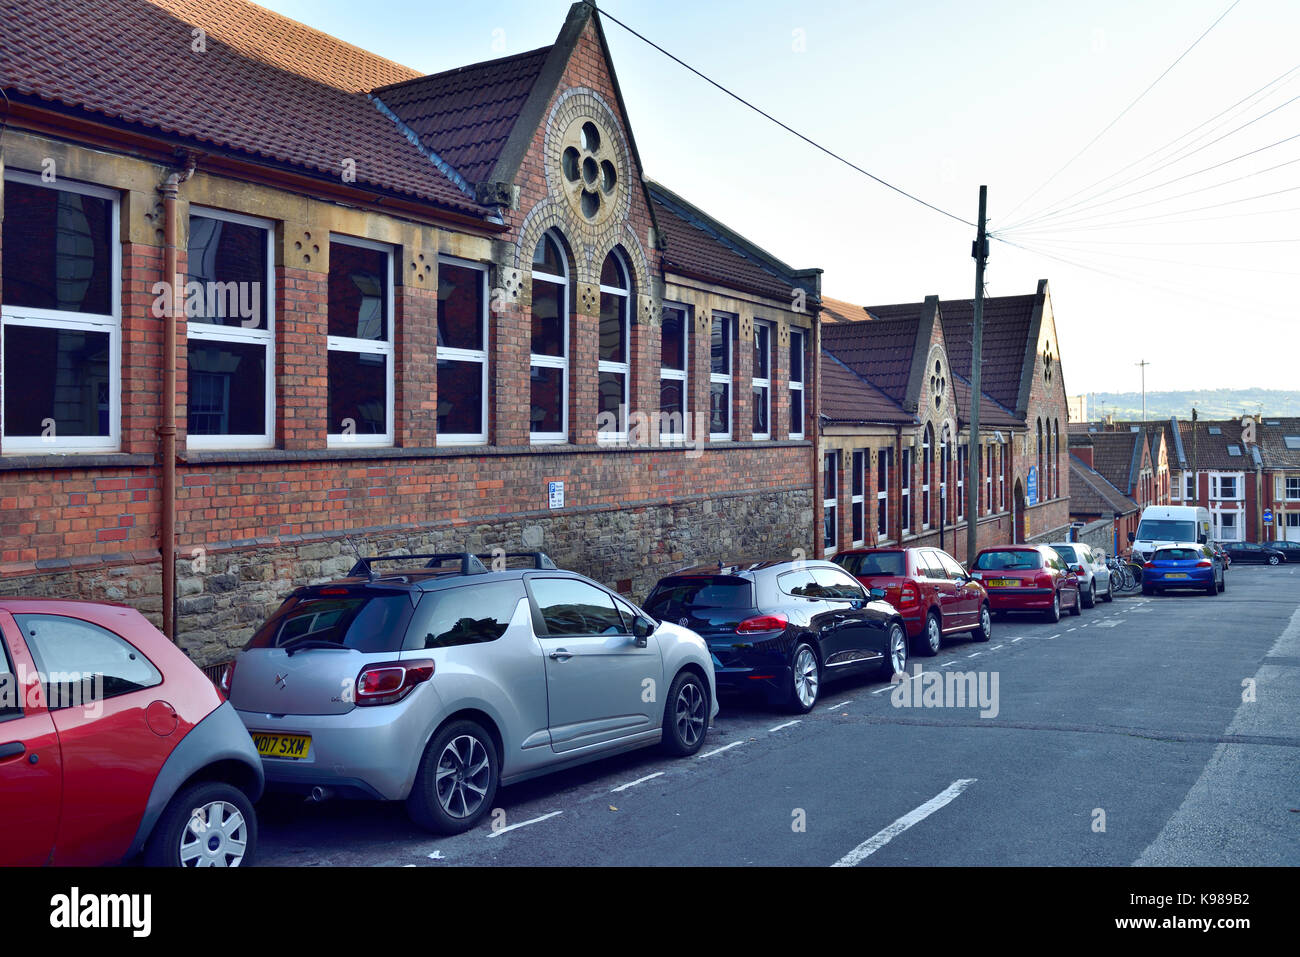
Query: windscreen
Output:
[[247, 592, 414, 653], [836, 551, 905, 576], [1137, 519, 1196, 542], [974, 550, 1043, 571], [645, 577, 754, 616]]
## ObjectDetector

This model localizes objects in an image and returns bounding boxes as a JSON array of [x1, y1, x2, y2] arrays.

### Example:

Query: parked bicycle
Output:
[[1107, 555, 1142, 592]]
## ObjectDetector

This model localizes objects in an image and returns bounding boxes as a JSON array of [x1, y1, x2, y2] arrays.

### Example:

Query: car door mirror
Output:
[[868, 587, 887, 600], [632, 616, 655, 647]]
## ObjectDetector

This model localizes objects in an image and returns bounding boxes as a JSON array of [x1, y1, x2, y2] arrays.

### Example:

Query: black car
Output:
[[1221, 541, 1287, 565], [644, 559, 907, 714], [1267, 540, 1300, 563]]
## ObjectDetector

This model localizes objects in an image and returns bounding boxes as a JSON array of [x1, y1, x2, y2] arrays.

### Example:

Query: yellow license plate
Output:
[[988, 578, 1018, 587], [1164, 572, 1187, 578], [252, 732, 311, 760]]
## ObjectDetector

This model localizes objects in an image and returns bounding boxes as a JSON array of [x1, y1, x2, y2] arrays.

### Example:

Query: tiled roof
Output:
[[938, 294, 1037, 412], [375, 46, 551, 187], [820, 352, 912, 424], [1258, 417, 1300, 468], [1088, 431, 1142, 494], [820, 296, 873, 323], [1176, 418, 1300, 470], [952, 374, 1021, 429], [821, 312, 921, 406], [648, 183, 813, 303], [1, 0, 488, 216], [1069, 454, 1139, 519]]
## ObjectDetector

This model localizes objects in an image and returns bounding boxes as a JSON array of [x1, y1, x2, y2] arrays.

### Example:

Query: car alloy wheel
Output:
[[1046, 593, 1060, 623], [674, 679, 706, 748], [972, 604, 992, 642], [921, 612, 942, 656], [885, 622, 908, 677], [436, 734, 492, 820], [792, 644, 820, 711], [179, 799, 249, 867], [1269, 555, 1280, 566]]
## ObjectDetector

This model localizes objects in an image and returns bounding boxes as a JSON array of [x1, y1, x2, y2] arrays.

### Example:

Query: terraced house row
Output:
[[0, 0, 1076, 665]]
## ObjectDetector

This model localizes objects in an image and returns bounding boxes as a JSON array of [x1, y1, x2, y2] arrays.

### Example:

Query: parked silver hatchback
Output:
[[226, 552, 718, 833]]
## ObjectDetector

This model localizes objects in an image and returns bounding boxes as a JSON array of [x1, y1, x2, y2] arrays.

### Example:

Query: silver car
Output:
[[226, 553, 718, 833], [1045, 541, 1112, 607]]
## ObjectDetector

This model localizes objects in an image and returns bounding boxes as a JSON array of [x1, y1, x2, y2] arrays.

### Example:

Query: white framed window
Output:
[[789, 328, 805, 440], [185, 206, 274, 450], [876, 447, 892, 540], [998, 443, 1006, 511], [1210, 472, 1242, 501], [597, 250, 630, 442], [327, 235, 394, 447], [659, 302, 690, 442], [1284, 476, 1300, 501], [709, 312, 733, 441], [984, 445, 993, 515], [530, 232, 569, 444], [921, 426, 933, 530], [956, 444, 965, 520], [1185, 471, 1195, 501], [851, 449, 866, 546], [1213, 508, 1241, 542], [752, 319, 771, 440], [901, 447, 913, 535], [436, 256, 489, 445], [2, 170, 120, 452], [823, 451, 839, 554]]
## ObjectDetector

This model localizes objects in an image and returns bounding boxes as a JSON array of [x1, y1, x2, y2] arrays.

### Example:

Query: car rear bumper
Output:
[[709, 643, 792, 704], [985, 587, 1055, 610], [1146, 569, 1214, 588], [235, 684, 442, 801]]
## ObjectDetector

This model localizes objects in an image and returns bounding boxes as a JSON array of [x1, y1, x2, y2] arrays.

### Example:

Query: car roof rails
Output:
[[348, 552, 488, 580], [474, 551, 559, 570]]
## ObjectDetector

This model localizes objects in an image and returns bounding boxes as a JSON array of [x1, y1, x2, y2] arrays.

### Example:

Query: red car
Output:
[[835, 547, 992, 655], [0, 599, 263, 866], [970, 545, 1081, 622]]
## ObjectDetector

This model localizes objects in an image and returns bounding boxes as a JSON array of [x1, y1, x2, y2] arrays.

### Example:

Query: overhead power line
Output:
[[1002, 61, 1300, 231], [586, 1, 976, 228], [1001, 0, 1243, 224]]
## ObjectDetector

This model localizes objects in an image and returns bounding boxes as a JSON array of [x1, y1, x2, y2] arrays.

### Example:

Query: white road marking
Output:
[[1011, 637, 1025, 643], [830, 700, 854, 708], [941, 660, 957, 667], [1048, 633, 1061, 639], [967, 652, 982, 658], [611, 772, 665, 793], [831, 778, 977, 867], [989, 644, 1004, 650], [768, 720, 801, 733], [486, 810, 563, 837], [698, 741, 744, 759], [1067, 627, 1076, 632], [872, 686, 892, 695]]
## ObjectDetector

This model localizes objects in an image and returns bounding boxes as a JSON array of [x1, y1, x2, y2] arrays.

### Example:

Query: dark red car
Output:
[[970, 545, 1081, 622], [834, 547, 991, 655], [0, 599, 263, 866]]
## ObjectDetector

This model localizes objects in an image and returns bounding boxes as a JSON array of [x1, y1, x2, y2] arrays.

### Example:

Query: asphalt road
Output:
[[256, 564, 1300, 866]]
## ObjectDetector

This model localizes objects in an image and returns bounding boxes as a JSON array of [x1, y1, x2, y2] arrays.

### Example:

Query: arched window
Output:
[[1053, 419, 1060, 498], [922, 424, 933, 529], [530, 232, 569, 443], [1036, 418, 1044, 498], [597, 250, 630, 440]]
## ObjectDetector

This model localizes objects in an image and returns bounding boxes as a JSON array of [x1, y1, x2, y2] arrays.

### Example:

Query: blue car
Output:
[[1141, 544, 1225, 596]]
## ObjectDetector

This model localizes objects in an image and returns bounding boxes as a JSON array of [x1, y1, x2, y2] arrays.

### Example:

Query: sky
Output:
[[257, 0, 1300, 396]]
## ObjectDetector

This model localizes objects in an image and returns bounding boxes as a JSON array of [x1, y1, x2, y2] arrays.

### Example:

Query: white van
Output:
[[1131, 505, 1212, 563]]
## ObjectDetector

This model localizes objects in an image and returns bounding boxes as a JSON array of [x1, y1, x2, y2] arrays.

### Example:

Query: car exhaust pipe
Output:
[[309, 786, 333, 803]]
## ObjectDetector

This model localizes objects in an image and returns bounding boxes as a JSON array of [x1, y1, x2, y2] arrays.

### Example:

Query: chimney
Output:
[[1074, 446, 1094, 469]]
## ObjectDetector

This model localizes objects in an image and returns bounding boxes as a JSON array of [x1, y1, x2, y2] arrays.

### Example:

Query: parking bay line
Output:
[[611, 772, 665, 793], [768, 719, 801, 733], [698, 741, 744, 759], [486, 810, 563, 837], [829, 701, 853, 709], [831, 778, 978, 867]]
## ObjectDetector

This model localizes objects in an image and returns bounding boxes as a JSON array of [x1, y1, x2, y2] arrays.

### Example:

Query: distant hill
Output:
[[1079, 390, 1300, 422]]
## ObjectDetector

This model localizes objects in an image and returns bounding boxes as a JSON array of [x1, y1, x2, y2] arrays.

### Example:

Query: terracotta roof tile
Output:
[[1069, 454, 1138, 518], [1087, 431, 1143, 494], [1, 0, 487, 215], [820, 352, 912, 424], [376, 46, 551, 186], [820, 311, 921, 406], [938, 294, 1037, 412], [819, 296, 873, 323]]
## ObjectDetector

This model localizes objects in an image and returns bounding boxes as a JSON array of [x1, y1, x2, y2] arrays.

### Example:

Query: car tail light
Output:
[[355, 659, 435, 706], [736, 613, 789, 634], [1196, 560, 1212, 568], [1035, 572, 1053, 588], [219, 660, 236, 696], [1143, 562, 1155, 569], [898, 581, 920, 608], [1074, 564, 1085, 574]]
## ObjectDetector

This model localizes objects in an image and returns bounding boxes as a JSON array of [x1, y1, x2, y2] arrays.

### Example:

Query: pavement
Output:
[[255, 564, 1300, 866]]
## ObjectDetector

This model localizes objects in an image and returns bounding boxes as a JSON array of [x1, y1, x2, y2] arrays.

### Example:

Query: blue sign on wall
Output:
[[1027, 466, 1039, 506]]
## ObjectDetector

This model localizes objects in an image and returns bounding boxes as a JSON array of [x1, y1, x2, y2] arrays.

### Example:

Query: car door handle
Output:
[[548, 649, 574, 661], [0, 741, 26, 761]]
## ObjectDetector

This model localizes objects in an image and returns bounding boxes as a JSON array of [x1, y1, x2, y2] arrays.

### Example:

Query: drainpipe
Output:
[[158, 156, 196, 641]]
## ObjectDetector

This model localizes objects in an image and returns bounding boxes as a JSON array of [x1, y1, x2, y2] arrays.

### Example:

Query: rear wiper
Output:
[[281, 637, 348, 656]]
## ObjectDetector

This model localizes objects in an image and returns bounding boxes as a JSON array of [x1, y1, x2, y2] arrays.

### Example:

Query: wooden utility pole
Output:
[[966, 186, 987, 569], [1136, 359, 1150, 423]]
